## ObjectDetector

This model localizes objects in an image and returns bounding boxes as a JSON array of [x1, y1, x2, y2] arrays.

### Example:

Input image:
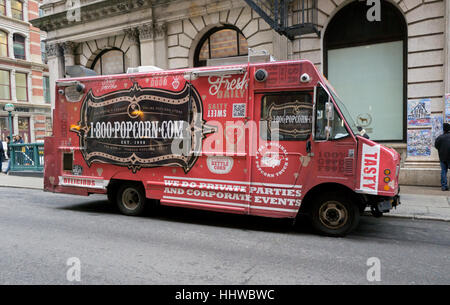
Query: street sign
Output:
[[4, 103, 14, 112]]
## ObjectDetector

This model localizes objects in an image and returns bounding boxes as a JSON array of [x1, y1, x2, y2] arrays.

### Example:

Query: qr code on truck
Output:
[[232, 103, 246, 118]]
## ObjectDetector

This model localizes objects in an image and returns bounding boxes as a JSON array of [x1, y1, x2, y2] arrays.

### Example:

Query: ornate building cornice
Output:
[[31, 0, 153, 32], [138, 23, 167, 40], [46, 43, 62, 58], [61, 41, 79, 55], [124, 28, 140, 45]]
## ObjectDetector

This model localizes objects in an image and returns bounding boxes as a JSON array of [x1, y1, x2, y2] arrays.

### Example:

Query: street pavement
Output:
[[0, 169, 449, 222], [0, 187, 448, 284]]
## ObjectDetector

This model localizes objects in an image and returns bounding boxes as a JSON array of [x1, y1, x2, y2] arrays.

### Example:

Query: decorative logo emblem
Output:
[[206, 156, 234, 174], [71, 82, 215, 173], [255, 142, 289, 178], [172, 76, 180, 90], [265, 101, 312, 140], [357, 113, 372, 127]]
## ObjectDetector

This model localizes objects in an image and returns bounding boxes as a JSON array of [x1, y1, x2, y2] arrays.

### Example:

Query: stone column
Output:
[[30, 115, 35, 143], [138, 23, 168, 69], [23, 0, 29, 22], [7, 34, 13, 59], [46, 43, 64, 111], [10, 70, 16, 102], [27, 73, 32, 103], [13, 115, 18, 136], [124, 28, 141, 69], [25, 36, 30, 61], [61, 41, 78, 70], [5, 0, 11, 18]]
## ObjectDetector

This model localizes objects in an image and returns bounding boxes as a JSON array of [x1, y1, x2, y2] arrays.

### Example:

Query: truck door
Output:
[[310, 83, 357, 189], [249, 91, 314, 217]]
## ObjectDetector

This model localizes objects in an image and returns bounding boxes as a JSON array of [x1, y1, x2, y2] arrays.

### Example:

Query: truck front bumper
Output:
[[377, 195, 401, 213]]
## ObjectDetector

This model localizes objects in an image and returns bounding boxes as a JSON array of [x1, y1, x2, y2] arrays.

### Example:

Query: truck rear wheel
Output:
[[116, 183, 146, 216], [310, 193, 360, 237]]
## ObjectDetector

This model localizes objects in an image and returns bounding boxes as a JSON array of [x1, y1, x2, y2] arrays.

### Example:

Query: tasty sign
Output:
[[359, 144, 380, 195]]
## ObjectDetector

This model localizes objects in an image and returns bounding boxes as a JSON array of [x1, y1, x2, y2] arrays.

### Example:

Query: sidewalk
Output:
[[0, 173, 449, 221]]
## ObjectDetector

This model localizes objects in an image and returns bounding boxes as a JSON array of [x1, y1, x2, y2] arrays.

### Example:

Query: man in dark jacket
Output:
[[0, 139, 5, 173], [435, 123, 450, 190]]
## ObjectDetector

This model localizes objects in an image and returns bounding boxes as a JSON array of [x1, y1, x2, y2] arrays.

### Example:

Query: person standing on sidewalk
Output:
[[434, 123, 450, 191], [0, 138, 5, 173], [4, 136, 11, 174]]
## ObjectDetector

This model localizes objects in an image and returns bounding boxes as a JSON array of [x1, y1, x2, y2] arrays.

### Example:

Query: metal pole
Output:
[[8, 111, 12, 139]]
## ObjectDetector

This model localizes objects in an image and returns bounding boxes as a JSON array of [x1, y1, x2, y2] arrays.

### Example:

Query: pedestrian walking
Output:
[[434, 123, 450, 191], [4, 136, 11, 174], [0, 139, 6, 173]]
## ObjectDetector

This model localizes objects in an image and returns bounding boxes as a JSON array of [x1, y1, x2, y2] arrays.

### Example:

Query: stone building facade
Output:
[[32, 0, 450, 185], [0, 0, 51, 143]]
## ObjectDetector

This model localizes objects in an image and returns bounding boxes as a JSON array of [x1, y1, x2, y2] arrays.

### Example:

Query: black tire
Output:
[[310, 193, 360, 237], [116, 183, 146, 216], [107, 186, 117, 204]]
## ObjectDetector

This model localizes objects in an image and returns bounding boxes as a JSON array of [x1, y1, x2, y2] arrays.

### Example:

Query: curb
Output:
[[0, 185, 42, 191], [382, 213, 450, 222]]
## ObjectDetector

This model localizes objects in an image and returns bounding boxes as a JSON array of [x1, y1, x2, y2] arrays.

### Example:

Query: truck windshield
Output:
[[326, 85, 359, 136]]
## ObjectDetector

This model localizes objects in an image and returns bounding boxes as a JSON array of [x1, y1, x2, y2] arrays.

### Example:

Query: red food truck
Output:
[[44, 59, 400, 236]]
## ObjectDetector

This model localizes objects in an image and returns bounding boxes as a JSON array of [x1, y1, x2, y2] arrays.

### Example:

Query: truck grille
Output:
[[344, 158, 354, 176]]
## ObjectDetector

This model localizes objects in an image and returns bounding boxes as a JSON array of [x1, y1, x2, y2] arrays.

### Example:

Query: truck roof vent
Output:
[[127, 66, 164, 73], [65, 65, 97, 78]]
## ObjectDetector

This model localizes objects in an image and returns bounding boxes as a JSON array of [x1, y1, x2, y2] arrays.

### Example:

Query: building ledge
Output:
[[0, 57, 48, 70], [31, 0, 154, 32]]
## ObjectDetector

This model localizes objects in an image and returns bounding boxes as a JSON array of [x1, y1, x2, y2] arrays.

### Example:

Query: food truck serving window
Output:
[[260, 92, 313, 141]]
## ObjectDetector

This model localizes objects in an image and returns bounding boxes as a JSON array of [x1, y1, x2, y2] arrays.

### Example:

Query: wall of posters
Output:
[[407, 129, 432, 157], [445, 94, 450, 123], [407, 99, 431, 126], [431, 114, 444, 144]]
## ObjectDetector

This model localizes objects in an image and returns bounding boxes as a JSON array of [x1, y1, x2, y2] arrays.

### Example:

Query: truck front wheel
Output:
[[116, 183, 146, 216], [310, 193, 360, 237]]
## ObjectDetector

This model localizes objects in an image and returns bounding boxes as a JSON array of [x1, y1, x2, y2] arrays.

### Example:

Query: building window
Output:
[[0, 69, 10, 100], [324, 0, 406, 142], [0, 0, 6, 16], [0, 116, 9, 141], [43, 76, 50, 103], [194, 26, 248, 67], [0, 31, 8, 57], [13, 34, 26, 60], [91, 48, 126, 75], [261, 92, 313, 141], [18, 117, 30, 143], [11, 0, 24, 21], [15, 72, 27, 101]]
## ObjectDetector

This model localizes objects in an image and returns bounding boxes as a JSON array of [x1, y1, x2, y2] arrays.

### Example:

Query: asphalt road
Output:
[[0, 187, 449, 285]]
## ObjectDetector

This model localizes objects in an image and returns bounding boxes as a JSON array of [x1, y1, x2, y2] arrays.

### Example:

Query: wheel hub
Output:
[[122, 188, 140, 210], [319, 201, 348, 230]]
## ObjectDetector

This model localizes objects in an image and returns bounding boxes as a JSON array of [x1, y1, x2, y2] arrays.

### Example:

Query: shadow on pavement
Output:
[[56, 197, 450, 243], [57, 199, 315, 235]]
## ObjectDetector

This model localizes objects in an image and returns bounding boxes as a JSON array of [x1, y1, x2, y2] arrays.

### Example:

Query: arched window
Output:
[[324, 0, 406, 141], [13, 34, 26, 60], [0, 31, 8, 57], [91, 48, 126, 75], [11, 0, 24, 20], [0, 0, 6, 16], [194, 26, 248, 67]]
